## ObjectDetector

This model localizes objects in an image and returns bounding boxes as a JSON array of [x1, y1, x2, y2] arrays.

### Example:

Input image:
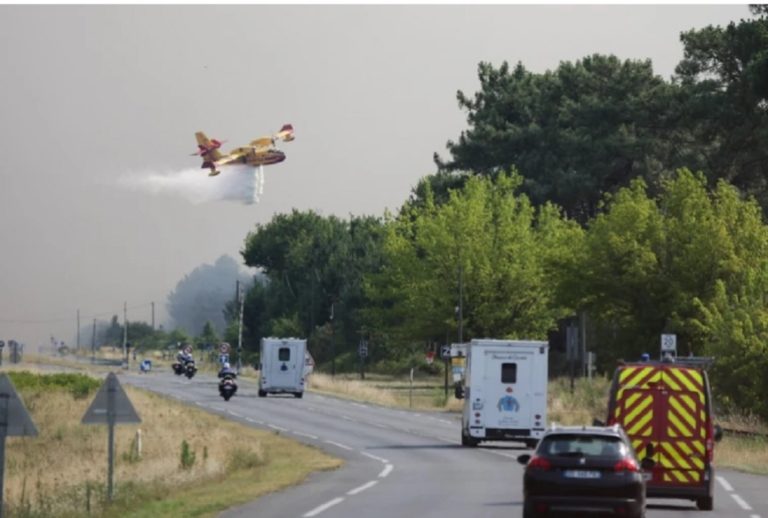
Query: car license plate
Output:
[[563, 470, 601, 479]]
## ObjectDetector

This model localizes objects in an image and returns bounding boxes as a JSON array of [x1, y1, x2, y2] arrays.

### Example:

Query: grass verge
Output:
[[3, 370, 342, 518]]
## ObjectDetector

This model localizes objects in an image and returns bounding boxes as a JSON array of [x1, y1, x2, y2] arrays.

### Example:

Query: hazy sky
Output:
[[0, 4, 752, 346]]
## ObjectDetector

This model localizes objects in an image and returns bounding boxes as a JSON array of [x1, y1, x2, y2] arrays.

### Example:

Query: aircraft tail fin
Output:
[[275, 123, 295, 142], [193, 132, 224, 161]]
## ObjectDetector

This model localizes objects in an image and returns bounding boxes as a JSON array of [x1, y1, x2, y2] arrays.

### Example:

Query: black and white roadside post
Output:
[[441, 345, 451, 398], [358, 337, 368, 381], [0, 341, 4, 367], [0, 373, 38, 518], [82, 372, 141, 501]]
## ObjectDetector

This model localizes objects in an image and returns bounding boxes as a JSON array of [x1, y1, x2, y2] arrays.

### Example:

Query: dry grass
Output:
[[308, 372, 461, 411], [4, 374, 342, 517]]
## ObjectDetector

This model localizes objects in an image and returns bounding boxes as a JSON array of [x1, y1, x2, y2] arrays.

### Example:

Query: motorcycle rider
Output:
[[218, 361, 237, 380]]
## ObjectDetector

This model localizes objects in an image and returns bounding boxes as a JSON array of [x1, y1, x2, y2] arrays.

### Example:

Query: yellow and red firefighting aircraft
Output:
[[191, 124, 294, 176]]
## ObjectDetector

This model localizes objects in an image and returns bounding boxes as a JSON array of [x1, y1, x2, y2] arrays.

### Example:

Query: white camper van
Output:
[[459, 339, 548, 447], [258, 337, 307, 398]]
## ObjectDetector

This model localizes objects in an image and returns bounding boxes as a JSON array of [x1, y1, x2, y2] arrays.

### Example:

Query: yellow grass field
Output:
[[3, 370, 342, 517]]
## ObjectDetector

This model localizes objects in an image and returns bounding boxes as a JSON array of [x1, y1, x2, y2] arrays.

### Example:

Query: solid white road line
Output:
[[324, 440, 353, 451], [732, 494, 753, 511], [360, 451, 388, 463], [227, 410, 242, 418], [245, 417, 264, 425], [347, 480, 379, 495], [716, 475, 734, 492], [293, 431, 319, 440], [268, 424, 289, 432], [378, 464, 394, 478], [303, 497, 345, 517]]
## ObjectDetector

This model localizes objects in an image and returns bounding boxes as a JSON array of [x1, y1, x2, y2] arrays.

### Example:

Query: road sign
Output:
[[0, 374, 38, 437], [81, 372, 140, 502], [440, 345, 451, 360], [660, 334, 677, 353], [0, 373, 38, 518], [425, 351, 435, 365], [358, 341, 368, 358], [82, 372, 140, 425], [219, 342, 230, 354]]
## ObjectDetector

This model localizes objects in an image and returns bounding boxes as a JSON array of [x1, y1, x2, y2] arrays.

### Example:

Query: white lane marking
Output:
[[195, 401, 205, 407], [293, 431, 319, 440], [378, 463, 393, 478], [482, 449, 518, 459], [351, 402, 368, 408], [717, 475, 734, 492], [438, 437, 461, 445], [268, 424, 288, 432], [360, 451, 388, 463], [245, 417, 265, 425], [341, 415, 357, 422], [324, 440, 353, 451], [732, 494, 753, 511], [372, 422, 389, 429], [227, 410, 242, 418], [303, 497, 345, 517], [436, 419, 452, 424], [750, 515, 760, 518], [347, 480, 378, 495]]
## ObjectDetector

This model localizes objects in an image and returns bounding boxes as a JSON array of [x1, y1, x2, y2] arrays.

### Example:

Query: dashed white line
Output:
[[732, 494, 753, 511], [351, 402, 368, 408], [194, 401, 205, 407], [378, 463, 393, 478], [717, 475, 734, 492], [347, 480, 378, 495], [372, 422, 389, 429], [293, 431, 319, 440], [268, 424, 288, 432], [303, 497, 344, 517], [341, 415, 357, 422], [227, 410, 242, 418], [324, 440, 353, 451], [360, 451, 388, 463], [245, 417, 264, 425]]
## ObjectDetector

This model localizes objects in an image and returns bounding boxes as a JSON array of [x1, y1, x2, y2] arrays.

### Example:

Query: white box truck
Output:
[[459, 339, 548, 447], [258, 337, 307, 398]]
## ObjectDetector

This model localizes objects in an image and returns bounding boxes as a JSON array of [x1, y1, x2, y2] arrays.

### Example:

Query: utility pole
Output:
[[457, 264, 464, 343], [330, 303, 335, 378], [151, 302, 155, 330], [77, 309, 80, 352], [92, 319, 96, 363], [122, 301, 128, 367], [237, 282, 244, 374]]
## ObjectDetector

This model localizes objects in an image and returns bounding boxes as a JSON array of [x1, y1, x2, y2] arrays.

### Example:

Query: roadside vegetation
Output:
[[3, 370, 341, 518]]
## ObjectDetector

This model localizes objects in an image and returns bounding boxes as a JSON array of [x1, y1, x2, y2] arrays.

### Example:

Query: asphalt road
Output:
[[120, 370, 766, 518]]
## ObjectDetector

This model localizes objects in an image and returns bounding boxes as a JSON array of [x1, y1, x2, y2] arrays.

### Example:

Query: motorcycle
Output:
[[219, 374, 238, 401], [184, 361, 197, 379]]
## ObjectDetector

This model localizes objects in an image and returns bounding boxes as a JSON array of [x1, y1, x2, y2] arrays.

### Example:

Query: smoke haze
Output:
[[118, 165, 265, 205]]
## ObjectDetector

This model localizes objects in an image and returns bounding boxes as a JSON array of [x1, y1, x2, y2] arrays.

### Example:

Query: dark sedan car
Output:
[[518, 425, 647, 518]]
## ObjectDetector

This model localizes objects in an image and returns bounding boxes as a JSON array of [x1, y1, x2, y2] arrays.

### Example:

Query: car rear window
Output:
[[279, 347, 291, 361], [539, 434, 627, 459]]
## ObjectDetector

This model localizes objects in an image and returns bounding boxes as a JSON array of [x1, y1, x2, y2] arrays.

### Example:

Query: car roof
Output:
[[543, 424, 626, 438]]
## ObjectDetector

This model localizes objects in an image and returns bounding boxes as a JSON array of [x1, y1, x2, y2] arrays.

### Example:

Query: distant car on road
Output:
[[518, 424, 647, 518]]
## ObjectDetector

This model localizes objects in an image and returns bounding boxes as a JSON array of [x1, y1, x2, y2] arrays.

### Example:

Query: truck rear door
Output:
[[484, 351, 531, 430], [270, 344, 298, 388]]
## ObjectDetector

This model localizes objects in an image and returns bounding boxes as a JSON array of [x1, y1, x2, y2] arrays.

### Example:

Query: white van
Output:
[[459, 339, 549, 447], [258, 337, 307, 398]]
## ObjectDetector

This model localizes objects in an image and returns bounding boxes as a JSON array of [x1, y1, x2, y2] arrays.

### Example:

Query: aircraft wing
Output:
[[213, 149, 248, 167], [248, 137, 274, 150]]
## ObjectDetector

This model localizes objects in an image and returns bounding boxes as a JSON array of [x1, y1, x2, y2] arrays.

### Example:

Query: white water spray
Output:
[[118, 165, 262, 205]]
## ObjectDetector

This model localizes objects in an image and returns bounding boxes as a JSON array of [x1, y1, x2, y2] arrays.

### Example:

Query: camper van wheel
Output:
[[461, 431, 479, 447], [696, 496, 713, 511], [294, 392, 303, 399], [258, 390, 267, 397]]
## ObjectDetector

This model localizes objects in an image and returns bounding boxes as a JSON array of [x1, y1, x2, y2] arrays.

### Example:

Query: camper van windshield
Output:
[[501, 363, 517, 383], [279, 347, 290, 361]]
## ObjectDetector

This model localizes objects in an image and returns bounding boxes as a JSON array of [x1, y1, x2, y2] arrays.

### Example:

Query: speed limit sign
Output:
[[219, 342, 230, 354]]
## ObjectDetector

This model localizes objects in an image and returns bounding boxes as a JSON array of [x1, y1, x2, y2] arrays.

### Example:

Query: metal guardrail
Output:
[[721, 427, 768, 439], [89, 358, 125, 367]]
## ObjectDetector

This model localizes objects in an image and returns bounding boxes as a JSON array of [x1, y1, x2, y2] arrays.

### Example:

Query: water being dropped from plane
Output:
[[118, 165, 261, 205]]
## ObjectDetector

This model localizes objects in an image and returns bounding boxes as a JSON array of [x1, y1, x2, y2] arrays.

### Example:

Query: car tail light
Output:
[[614, 458, 639, 472], [528, 455, 551, 471], [535, 503, 549, 513]]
